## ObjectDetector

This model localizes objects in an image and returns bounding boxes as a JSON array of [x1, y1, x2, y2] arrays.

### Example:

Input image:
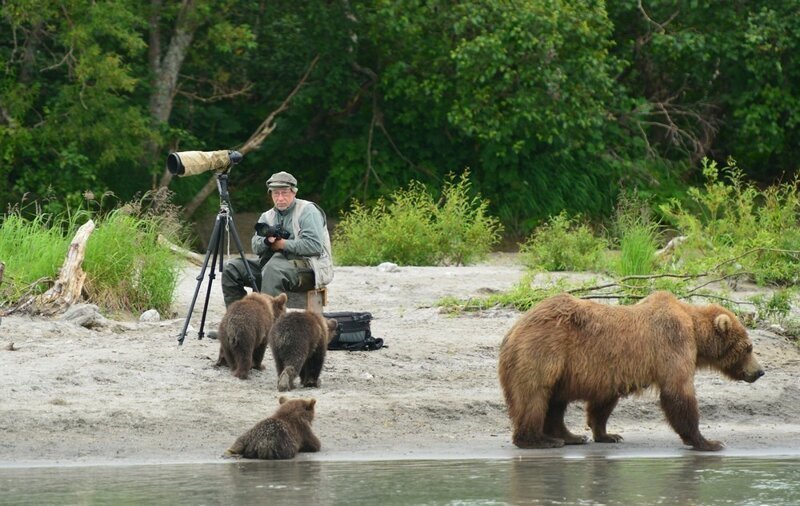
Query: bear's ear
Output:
[[307, 399, 316, 410], [274, 292, 288, 307], [279, 396, 288, 404], [327, 319, 338, 331], [714, 314, 731, 334]]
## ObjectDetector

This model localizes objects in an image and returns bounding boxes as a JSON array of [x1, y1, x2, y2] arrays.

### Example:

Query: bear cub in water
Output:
[[269, 310, 338, 391], [216, 292, 287, 379], [225, 396, 320, 460]]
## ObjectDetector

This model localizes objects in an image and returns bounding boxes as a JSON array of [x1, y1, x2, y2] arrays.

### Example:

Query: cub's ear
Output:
[[327, 319, 338, 331], [307, 399, 317, 410], [279, 396, 288, 404], [714, 314, 731, 333], [274, 292, 288, 307]]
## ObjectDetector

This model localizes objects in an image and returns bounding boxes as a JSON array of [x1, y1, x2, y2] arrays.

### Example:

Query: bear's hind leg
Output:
[[277, 366, 297, 391], [544, 397, 588, 445], [587, 396, 623, 443], [300, 346, 326, 388], [512, 392, 564, 449], [233, 349, 253, 379], [252, 339, 268, 371], [215, 345, 229, 368]]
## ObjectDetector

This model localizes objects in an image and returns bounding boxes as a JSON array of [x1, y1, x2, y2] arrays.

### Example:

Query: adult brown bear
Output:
[[498, 291, 764, 451]]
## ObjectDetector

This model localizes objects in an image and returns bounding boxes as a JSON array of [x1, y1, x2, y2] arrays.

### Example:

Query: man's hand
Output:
[[269, 238, 287, 252]]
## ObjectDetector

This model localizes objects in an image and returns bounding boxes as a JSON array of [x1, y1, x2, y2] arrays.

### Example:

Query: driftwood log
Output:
[[34, 219, 95, 313]]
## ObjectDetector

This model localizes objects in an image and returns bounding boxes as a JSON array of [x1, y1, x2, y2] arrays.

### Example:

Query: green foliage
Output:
[[660, 158, 800, 285], [334, 174, 502, 266], [3, 1, 800, 245], [749, 289, 796, 322], [519, 212, 607, 272]]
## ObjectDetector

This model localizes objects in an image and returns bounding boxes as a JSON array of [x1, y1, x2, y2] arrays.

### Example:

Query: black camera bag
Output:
[[323, 311, 384, 351]]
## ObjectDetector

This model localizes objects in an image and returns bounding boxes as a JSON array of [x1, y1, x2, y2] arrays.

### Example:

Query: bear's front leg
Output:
[[587, 396, 623, 443], [660, 386, 724, 451]]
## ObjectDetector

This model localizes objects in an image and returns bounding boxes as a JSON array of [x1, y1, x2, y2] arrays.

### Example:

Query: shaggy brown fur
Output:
[[215, 292, 287, 379], [225, 396, 320, 459], [498, 291, 765, 451], [269, 311, 338, 392]]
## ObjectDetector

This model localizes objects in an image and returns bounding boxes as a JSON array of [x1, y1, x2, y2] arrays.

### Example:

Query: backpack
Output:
[[323, 311, 384, 351]]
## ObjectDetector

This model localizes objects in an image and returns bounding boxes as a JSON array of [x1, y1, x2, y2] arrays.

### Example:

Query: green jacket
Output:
[[252, 198, 334, 288]]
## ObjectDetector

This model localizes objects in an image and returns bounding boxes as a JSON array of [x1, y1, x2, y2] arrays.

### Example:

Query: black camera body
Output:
[[254, 222, 290, 240]]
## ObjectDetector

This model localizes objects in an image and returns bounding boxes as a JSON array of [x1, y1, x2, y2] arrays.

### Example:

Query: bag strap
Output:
[[334, 336, 385, 351]]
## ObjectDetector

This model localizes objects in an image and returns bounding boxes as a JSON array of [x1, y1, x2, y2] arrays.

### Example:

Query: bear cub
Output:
[[269, 310, 338, 391], [225, 396, 320, 460], [216, 292, 287, 379]]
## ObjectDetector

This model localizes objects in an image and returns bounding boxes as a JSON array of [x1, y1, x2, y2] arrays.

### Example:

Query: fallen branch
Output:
[[181, 55, 320, 219], [158, 234, 204, 266]]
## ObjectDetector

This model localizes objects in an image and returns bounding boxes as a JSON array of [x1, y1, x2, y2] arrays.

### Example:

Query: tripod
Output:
[[177, 173, 258, 345]]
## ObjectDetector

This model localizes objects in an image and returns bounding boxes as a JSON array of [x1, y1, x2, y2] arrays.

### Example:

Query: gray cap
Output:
[[266, 171, 298, 189]]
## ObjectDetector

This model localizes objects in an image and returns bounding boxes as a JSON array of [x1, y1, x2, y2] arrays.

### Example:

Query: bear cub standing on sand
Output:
[[498, 291, 765, 451], [225, 396, 320, 460], [215, 292, 287, 380], [269, 310, 338, 392]]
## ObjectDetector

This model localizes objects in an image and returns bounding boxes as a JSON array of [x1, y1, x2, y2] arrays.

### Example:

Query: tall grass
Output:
[[1, 189, 184, 315], [83, 210, 180, 314], [0, 212, 73, 303], [612, 193, 660, 277]]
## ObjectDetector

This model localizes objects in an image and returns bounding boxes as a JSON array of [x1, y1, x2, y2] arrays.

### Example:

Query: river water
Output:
[[1, 456, 798, 505]]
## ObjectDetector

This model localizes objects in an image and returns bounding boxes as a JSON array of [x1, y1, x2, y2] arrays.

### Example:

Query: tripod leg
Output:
[[197, 213, 225, 340], [178, 214, 224, 345], [226, 214, 259, 291]]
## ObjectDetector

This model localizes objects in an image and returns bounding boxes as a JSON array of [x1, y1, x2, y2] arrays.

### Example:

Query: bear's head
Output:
[[252, 292, 288, 319], [325, 318, 338, 344], [702, 306, 764, 383], [276, 396, 316, 422]]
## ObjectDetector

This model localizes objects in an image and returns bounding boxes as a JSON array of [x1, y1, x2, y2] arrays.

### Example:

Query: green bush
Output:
[[432, 172, 504, 266], [518, 211, 606, 272], [334, 173, 502, 266], [660, 158, 800, 285]]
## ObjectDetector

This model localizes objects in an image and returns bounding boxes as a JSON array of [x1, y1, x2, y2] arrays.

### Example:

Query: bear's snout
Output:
[[744, 368, 765, 383]]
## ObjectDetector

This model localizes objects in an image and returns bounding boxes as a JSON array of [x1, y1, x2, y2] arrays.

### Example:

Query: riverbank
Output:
[[1, 254, 799, 467]]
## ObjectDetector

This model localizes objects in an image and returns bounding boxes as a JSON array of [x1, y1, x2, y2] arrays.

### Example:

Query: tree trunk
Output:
[[35, 220, 95, 313], [149, 0, 200, 189]]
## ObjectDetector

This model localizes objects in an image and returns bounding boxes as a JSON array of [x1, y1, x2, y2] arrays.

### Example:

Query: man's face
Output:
[[271, 187, 295, 211]]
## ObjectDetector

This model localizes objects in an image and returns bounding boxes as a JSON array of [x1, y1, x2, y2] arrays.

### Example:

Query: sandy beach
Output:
[[1, 254, 799, 467]]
